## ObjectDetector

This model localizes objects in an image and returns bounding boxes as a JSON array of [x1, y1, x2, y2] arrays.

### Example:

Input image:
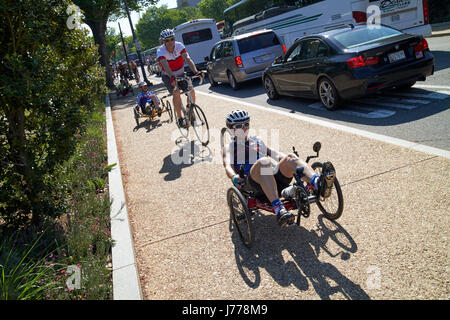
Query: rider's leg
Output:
[[190, 88, 196, 104], [249, 157, 278, 203], [278, 153, 318, 186], [173, 90, 182, 118], [249, 157, 295, 226]]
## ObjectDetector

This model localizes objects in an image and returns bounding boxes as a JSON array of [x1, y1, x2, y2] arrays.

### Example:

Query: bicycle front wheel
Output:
[[190, 104, 210, 146], [311, 162, 344, 220]]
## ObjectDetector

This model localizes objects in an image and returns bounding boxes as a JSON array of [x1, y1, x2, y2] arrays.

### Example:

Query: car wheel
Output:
[[318, 78, 341, 111], [227, 71, 239, 90], [208, 70, 218, 87], [263, 76, 279, 100]]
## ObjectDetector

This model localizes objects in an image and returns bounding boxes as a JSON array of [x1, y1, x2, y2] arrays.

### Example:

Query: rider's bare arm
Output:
[[182, 51, 199, 74], [222, 144, 236, 180], [159, 59, 173, 78]]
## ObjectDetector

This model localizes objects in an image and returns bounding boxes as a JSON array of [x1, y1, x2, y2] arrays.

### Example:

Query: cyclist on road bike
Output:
[[136, 81, 162, 116], [221, 110, 336, 227], [157, 29, 201, 128]]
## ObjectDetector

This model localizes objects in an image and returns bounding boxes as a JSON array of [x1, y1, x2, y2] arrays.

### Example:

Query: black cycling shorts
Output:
[[245, 165, 293, 202]]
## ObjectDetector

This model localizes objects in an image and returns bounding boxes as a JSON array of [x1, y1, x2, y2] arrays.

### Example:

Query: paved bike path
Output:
[[109, 83, 449, 300]]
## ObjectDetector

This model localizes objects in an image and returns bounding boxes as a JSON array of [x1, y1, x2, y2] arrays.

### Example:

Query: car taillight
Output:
[[282, 45, 287, 54], [414, 38, 429, 52], [352, 11, 367, 23], [235, 56, 243, 68], [423, 0, 429, 25], [346, 55, 379, 69]]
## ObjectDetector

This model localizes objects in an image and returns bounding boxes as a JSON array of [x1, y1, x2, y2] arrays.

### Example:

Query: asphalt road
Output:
[[176, 35, 450, 152]]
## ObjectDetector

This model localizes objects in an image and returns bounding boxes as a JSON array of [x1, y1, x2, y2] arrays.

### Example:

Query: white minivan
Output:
[[174, 19, 221, 72]]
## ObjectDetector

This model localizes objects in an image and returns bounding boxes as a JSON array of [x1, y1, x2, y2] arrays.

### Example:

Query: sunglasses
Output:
[[233, 122, 249, 129], [164, 38, 175, 43]]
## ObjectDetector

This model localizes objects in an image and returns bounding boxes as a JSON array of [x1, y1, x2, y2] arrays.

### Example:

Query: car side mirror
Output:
[[274, 56, 283, 64]]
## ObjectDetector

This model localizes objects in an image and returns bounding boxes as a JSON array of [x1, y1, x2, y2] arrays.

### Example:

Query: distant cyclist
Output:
[[157, 29, 201, 128], [136, 81, 161, 116], [221, 110, 336, 227]]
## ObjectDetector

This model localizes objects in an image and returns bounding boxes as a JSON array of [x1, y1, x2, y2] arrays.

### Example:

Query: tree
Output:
[[0, 0, 105, 226], [135, 5, 203, 49], [72, 0, 157, 89], [198, 0, 236, 22], [106, 27, 122, 61]]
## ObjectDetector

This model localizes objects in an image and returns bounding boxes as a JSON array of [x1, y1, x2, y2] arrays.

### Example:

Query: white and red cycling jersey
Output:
[[157, 41, 186, 77]]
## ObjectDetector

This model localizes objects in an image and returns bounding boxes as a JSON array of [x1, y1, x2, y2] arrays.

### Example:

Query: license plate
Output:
[[254, 54, 272, 63], [388, 50, 406, 63]]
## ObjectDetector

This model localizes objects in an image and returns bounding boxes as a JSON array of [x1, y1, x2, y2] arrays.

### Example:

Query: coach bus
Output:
[[223, 0, 431, 49]]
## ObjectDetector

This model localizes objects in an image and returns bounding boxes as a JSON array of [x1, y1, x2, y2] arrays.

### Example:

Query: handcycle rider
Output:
[[221, 110, 337, 227], [135, 81, 162, 117], [157, 29, 202, 128]]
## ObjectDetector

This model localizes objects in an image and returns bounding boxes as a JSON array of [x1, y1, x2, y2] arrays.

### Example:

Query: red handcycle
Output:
[[222, 128, 344, 248]]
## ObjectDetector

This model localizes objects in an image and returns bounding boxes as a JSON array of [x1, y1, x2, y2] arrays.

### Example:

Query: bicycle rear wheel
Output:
[[174, 104, 189, 139], [190, 104, 210, 146], [227, 186, 254, 248], [311, 162, 344, 220]]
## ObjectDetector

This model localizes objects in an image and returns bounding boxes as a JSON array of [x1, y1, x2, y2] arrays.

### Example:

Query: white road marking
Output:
[[195, 90, 450, 159], [307, 102, 396, 118], [353, 98, 428, 110], [384, 90, 450, 100], [414, 84, 450, 90]]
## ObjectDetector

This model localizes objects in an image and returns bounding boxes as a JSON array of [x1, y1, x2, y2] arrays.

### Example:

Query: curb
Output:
[[105, 94, 143, 300]]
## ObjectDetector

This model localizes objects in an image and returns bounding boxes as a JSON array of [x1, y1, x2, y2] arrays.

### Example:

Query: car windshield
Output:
[[333, 26, 403, 49], [237, 32, 280, 54]]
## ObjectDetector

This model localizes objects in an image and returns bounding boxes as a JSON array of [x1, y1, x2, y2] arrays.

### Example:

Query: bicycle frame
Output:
[[159, 73, 204, 121]]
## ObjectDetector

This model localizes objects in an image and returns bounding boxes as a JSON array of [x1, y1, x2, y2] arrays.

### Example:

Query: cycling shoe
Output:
[[319, 161, 336, 198], [276, 208, 295, 227]]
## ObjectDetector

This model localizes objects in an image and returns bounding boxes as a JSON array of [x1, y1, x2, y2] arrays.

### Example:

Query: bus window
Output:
[[182, 29, 213, 45]]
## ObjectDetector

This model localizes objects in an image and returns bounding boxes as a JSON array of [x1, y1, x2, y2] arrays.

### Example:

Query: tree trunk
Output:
[[86, 19, 116, 90]]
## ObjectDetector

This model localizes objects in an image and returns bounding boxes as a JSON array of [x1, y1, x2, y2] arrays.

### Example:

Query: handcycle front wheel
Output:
[[190, 103, 210, 146], [311, 162, 344, 220], [227, 186, 254, 248]]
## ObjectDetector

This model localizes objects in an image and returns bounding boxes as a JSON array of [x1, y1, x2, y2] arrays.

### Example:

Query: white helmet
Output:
[[160, 29, 175, 40], [226, 110, 250, 128]]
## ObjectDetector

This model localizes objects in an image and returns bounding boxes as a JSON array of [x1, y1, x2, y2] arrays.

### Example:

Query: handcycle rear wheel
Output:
[[133, 107, 140, 127], [190, 103, 210, 146], [311, 162, 344, 220], [227, 186, 254, 248], [164, 100, 173, 123]]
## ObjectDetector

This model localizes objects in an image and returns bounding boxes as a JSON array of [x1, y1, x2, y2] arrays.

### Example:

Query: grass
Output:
[[0, 103, 114, 300]]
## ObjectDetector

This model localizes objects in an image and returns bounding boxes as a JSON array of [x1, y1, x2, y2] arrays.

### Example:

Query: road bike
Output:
[[160, 72, 210, 146]]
